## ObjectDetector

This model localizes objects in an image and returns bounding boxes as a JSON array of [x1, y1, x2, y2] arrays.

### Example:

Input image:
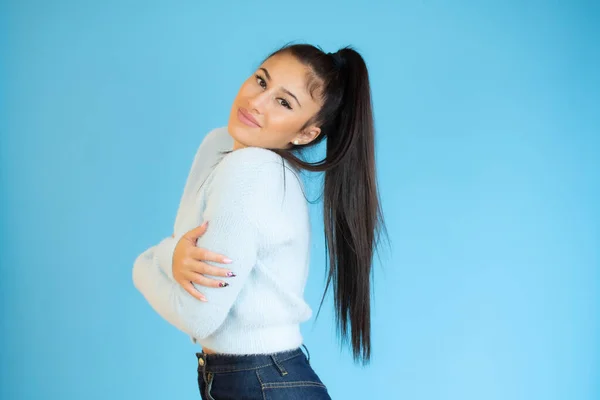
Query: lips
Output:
[[237, 108, 261, 128]]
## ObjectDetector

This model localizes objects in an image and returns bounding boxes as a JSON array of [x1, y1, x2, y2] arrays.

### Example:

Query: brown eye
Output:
[[278, 99, 292, 110], [255, 75, 266, 89]]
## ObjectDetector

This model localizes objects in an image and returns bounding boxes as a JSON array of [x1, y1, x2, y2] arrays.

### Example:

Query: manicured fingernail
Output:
[[200, 296, 208, 302], [226, 271, 236, 277], [223, 258, 233, 264], [219, 282, 229, 288]]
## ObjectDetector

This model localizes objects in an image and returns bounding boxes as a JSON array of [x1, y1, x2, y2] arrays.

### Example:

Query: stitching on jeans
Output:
[[262, 381, 328, 389], [198, 371, 206, 398], [255, 370, 267, 400], [255, 369, 265, 387], [205, 372, 216, 400], [262, 380, 326, 386], [270, 355, 288, 376], [206, 353, 303, 374], [210, 361, 272, 373]]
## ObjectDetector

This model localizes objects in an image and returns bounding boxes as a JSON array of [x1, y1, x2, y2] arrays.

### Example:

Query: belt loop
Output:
[[301, 344, 311, 365], [270, 354, 288, 376]]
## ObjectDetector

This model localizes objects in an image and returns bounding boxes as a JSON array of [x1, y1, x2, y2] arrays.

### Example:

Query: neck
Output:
[[232, 139, 247, 151]]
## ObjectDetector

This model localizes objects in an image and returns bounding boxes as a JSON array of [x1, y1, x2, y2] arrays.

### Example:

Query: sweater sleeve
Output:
[[154, 127, 233, 280], [153, 235, 181, 280], [132, 148, 286, 340]]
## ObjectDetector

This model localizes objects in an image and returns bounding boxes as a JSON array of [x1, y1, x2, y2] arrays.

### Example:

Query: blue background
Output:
[[1, 1, 598, 399]]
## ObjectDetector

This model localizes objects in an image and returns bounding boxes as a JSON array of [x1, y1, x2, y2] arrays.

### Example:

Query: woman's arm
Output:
[[146, 127, 233, 280], [174, 127, 233, 224], [132, 148, 285, 339]]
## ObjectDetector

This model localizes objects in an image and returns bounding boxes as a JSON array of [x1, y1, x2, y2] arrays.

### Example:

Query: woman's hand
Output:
[[172, 222, 234, 302]]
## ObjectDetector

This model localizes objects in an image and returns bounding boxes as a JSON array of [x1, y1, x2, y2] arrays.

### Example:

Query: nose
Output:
[[248, 90, 270, 113]]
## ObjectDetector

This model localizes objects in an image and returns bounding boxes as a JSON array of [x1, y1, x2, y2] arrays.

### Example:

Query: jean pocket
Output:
[[256, 358, 331, 399], [258, 377, 331, 400]]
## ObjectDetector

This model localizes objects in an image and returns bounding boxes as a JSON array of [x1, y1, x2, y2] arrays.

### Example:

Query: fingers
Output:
[[182, 282, 207, 302], [185, 271, 230, 289], [193, 248, 233, 268], [194, 259, 235, 278], [186, 221, 209, 240], [184, 222, 234, 267]]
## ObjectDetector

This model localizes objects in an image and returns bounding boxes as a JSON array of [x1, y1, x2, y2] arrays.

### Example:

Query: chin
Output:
[[227, 119, 256, 150], [228, 119, 246, 140]]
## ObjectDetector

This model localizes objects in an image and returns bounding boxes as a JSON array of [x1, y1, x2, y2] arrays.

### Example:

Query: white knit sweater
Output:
[[133, 127, 313, 354]]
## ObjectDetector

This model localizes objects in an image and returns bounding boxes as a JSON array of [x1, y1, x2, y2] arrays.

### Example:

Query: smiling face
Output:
[[227, 52, 323, 151]]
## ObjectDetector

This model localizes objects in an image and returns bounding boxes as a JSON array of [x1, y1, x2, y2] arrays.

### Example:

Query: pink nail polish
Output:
[[223, 258, 233, 264], [226, 272, 236, 277]]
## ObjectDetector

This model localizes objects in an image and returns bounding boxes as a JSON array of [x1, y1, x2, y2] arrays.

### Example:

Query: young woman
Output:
[[133, 43, 387, 399]]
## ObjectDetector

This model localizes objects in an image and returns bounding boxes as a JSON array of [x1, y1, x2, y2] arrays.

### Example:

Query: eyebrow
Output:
[[259, 67, 302, 108]]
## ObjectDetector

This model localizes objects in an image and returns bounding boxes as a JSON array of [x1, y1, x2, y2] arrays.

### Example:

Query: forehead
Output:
[[260, 53, 320, 102], [261, 52, 308, 80]]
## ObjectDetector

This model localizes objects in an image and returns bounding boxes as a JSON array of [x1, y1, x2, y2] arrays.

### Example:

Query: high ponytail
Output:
[[265, 44, 388, 365]]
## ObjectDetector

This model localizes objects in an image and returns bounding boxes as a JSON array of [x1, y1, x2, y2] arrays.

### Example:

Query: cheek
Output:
[[230, 81, 252, 115], [237, 79, 258, 101], [258, 113, 305, 146], [238, 81, 249, 96], [266, 111, 305, 132]]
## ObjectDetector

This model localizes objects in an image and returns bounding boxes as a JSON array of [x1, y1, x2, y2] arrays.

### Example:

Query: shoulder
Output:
[[204, 126, 231, 144], [224, 146, 283, 164], [199, 126, 234, 153], [215, 147, 285, 177], [206, 147, 290, 202], [203, 148, 306, 228]]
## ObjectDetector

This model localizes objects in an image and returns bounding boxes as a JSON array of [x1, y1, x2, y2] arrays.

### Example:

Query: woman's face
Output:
[[227, 52, 322, 151]]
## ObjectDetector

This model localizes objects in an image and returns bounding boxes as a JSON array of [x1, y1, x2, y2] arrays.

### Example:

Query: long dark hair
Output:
[[264, 44, 388, 364]]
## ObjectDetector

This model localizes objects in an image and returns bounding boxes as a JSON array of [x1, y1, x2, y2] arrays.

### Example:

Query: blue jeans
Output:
[[195, 345, 331, 399]]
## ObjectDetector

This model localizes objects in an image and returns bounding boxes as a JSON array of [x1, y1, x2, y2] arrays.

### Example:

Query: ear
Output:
[[294, 126, 321, 146]]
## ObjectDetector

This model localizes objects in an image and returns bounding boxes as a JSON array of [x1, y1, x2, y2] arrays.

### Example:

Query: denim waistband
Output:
[[196, 344, 310, 373]]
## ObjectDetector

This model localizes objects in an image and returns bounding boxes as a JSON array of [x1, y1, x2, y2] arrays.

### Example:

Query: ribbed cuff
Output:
[[156, 236, 180, 280]]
